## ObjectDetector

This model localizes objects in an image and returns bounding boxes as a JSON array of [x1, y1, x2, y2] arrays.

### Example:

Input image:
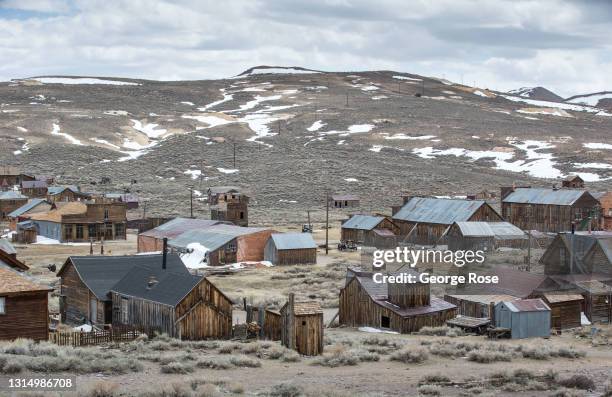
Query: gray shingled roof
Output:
[[62, 254, 188, 301], [270, 233, 317, 250], [455, 222, 526, 239], [47, 186, 81, 195], [208, 186, 240, 194], [110, 265, 202, 306], [342, 215, 385, 230], [393, 197, 490, 225], [503, 188, 592, 205], [8, 198, 47, 218]]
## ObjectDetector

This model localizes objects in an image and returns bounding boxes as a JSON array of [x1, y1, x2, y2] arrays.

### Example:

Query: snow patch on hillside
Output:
[[50, 123, 83, 145], [31, 77, 139, 86]]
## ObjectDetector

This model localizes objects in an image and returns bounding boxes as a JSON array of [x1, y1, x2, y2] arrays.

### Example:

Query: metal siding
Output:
[[393, 197, 488, 224]]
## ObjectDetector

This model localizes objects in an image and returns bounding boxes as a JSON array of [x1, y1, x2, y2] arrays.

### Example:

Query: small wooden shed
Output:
[[330, 194, 360, 209], [540, 293, 583, 330], [280, 294, 323, 356], [494, 299, 551, 339], [444, 294, 518, 318], [264, 233, 317, 265]]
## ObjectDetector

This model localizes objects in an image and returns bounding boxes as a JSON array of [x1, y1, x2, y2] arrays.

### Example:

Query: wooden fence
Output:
[[49, 326, 143, 347]]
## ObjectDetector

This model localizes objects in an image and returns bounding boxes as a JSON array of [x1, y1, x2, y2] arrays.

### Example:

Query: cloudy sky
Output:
[[1, 0, 610, 97]]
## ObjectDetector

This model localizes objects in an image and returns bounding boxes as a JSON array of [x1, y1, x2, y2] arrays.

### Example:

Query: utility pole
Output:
[[325, 190, 329, 254], [189, 187, 194, 218], [142, 199, 147, 220], [398, 81, 401, 94], [345, 93, 349, 107], [233, 142, 236, 169], [421, 80, 425, 96], [526, 230, 531, 272]]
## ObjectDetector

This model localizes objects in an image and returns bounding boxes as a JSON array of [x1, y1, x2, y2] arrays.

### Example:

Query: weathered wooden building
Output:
[[28, 200, 127, 242], [21, 180, 48, 198], [340, 214, 399, 248], [339, 268, 457, 333], [447, 221, 528, 252], [264, 233, 317, 265], [46, 186, 90, 203], [0, 166, 35, 188], [540, 232, 612, 276], [169, 225, 275, 268], [7, 198, 52, 230], [562, 175, 585, 189], [280, 295, 323, 356], [210, 193, 249, 227], [443, 294, 518, 318], [207, 186, 241, 205], [104, 193, 139, 209], [0, 191, 28, 221], [501, 187, 600, 232], [392, 197, 503, 245], [539, 293, 583, 330], [329, 194, 360, 209], [110, 266, 233, 340], [593, 191, 612, 230], [137, 218, 224, 253], [494, 299, 551, 339], [0, 239, 29, 271], [57, 253, 190, 325], [0, 267, 52, 341]]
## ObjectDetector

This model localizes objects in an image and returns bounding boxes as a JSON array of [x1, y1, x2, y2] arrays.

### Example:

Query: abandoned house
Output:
[[593, 192, 612, 230], [494, 299, 551, 339], [104, 193, 140, 209], [21, 180, 48, 198], [443, 294, 518, 318], [280, 294, 324, 356], [7, 198, 52, 230], [137, 217, 225, 253], [0, 166, 35, 188], [27, 200, 127, 242], [562, 175, 585, 189], [501, 187, 600, 233], [538, 293, 583, 330], [447, 221, 528, 252], [0, 267, 52, 341], [110, 266, 233, 340], [540, 232, 612, 276], [340, 214, 399, 248], [0, 191, 28, 221], [264, 233, 317, 265], [392, 197, 503, 245], [210, 191, 249, 227], [339, 268, 457, 333], [57, 253, 189, 326], [207, 186, 241, 205], [46, 186, 91, 203], [329, 194, 360, 209], [169, 224, 276, 268]]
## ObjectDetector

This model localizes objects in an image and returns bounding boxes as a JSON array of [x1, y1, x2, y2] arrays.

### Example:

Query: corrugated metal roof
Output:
[[393, 197, 490, 225], [455, 222, 526, 239], [270, 233, 317, 250], [0, 191, 27, 200], [503, 188, 591, 205], [169, 225, 268, 251], [47, 186, 81, 195], [0, 238, 16, 255], [208, 186, 240, 194], [595, 238, 612, 264], [446, 294, 518, 305], [476, 268, 548, 298], [139, 218, 223, 239], [8, 199, 47, 218], [342, 215, 385, 230], [504, 298, 550, 312], [110, 266, 202, 307]]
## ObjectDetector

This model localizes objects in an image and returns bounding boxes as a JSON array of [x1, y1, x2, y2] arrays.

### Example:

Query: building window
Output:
[[240, 212, 244, 220], [63, 224, 73, 240], [76, 224, 84, 239], [0, 297, 5, 314], [115, 223, 125, 238], [104, 208, 109, 219], [381, 315, 390, 328], [121, 297, 129, 323]]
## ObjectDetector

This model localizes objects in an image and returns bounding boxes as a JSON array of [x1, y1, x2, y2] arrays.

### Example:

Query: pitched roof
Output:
[[503, 188, 593, 205], [503, 298, 550, 312], [288, 301, 323, 315], [0, 238, 16, 255], [475, 268, 548, 298], [454, 222, 526, 239], [58, 254, 188, 301], [110, 265, 203, 306], [393, 197, 492, 225], [591, 238, 612, 264], [342, 215, 385, 230], [47, 186, 86, 196], [8, 199, 48, 218], [0, 191, 28, 200], [270, 233, 317, 250], [22, 180, 47, 189], [542, 293, 584, 304], [0, 267, 51, 294], [331, 194, 359, 201], [28, 202, 87, 222], [169, 224, 268, 251], [208, 186, 241, 195], [138, 218, 223, 239]]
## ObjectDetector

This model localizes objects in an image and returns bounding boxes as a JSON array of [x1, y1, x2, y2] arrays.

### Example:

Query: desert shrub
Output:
[[269, 383, 303, 397], [417, 326, 451, 336], [467, 350, 512, 363], [417, 385, 442, 396], [218, 343, 239, 354], [196, 384, 221, 397], [354, 350, 380, 362], [85, 381, 119, 397], [267, 347, 285, 359], [389, 347, 429, 364], [521, 346, 552, 360], [138, 382, 195, 397], [240, 342, 262, 354], [557, 375, 595, 391], [554, 348, 586, 359], [281, 350, 301, 363], [2, 358, 24, 374], [428, 340, 482, 358], [227, 383, 244, 394], [419, 374, 450, 386], [549, 389, 586, 397], [196, 358, 232, 370], [312, 345, 360, 367], [160, 361, 195, 374], [361, 336, 399, 347], [229, 355, 261, 368]]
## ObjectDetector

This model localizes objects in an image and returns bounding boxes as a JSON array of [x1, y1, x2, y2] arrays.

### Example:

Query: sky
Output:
[[1, 0, 611, 97]]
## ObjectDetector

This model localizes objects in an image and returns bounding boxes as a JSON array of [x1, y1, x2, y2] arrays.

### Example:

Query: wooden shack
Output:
[[207, 186, 241, 205], [137, 218, 223, 253], [571, 280, 612, 324], [539, 294, 583, 330], [21, 180, 48, 198], [447, 221, 528, 252], [280, 294, 323, 356], [0, 166, 35, 187], [501, 187, 600, 233], [562, 175, 585, 189], [46, 186, 90, 203], [593, 191, 612, 230], [57, 253, 189, 325], [339, 268, 456, 333], [540, 232, 612, 276], [264, 233, 317, 265], [0, 191, 28, 221], [209, 189, 249, 227], [392, 197, 502, 245], [110, 267, 233, 340], [0, 268, 52, 341], [444, 294, 518, 318], [340, 214, 399, 247], [330, 194, 360, 209]]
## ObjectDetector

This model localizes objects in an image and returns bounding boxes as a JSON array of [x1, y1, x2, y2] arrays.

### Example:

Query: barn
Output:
[[57, 253, 189, 326], [340, 214, 399, 247], [494, 299, 551, 339], [562, 175, 585, 189], [447, 221, 528, 252], [264, 233, 317, 265], [46, 186, 90, 203], [280, 294, 324, 356], [501, 187, 600, 233], [0, 268, 52, 341], [392, 197, 502, 245], [339, 268, 456, 333], [110, 266, 232, 340], [137, 217, 224, 253], [21, 180, 48, 198], [539, 293, 583, 330]]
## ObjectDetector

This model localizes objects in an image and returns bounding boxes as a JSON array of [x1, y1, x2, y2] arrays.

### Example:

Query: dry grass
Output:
[[389, 347, 429, 364]]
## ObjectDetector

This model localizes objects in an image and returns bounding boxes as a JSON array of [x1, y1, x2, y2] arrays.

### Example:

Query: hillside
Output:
[[1, 66, 611, 224]]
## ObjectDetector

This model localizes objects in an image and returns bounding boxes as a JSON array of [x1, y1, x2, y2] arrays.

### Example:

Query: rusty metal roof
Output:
[[393, 197, 491, 225], [503, 188, 592, 205], [542, 293, 584, 304], [504, 298, 550, 312], [455, 222, 526, 239], [342, 215, 385, 230]]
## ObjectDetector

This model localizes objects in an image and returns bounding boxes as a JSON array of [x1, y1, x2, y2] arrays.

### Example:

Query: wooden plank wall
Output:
[[263, 310, 281, 341], [0, 292, 49, 341], [60, 262, 91, 325]]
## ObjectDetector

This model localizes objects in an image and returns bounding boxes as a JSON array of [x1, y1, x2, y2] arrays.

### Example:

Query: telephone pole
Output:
[[233, 142, 236, 169], [189, 187, 194, 218], [325, 190, 330, 254]]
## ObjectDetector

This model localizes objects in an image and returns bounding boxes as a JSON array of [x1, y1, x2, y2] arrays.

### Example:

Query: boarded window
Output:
[[0, 297, 5, 314]]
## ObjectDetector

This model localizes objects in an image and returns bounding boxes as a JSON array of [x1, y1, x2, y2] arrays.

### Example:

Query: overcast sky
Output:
[[1, 0, 610, 97]]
